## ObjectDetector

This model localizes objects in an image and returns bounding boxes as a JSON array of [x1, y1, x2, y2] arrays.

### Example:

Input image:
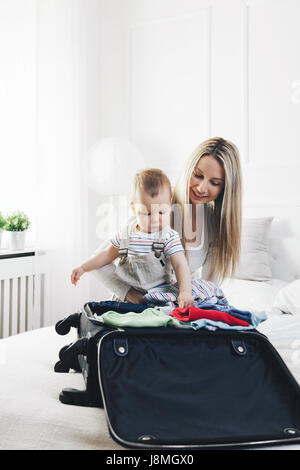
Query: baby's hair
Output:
[[133, 168, 172, 201]]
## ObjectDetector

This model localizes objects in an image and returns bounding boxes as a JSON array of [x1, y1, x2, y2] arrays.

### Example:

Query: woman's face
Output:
[[189, 155, 225, 205]]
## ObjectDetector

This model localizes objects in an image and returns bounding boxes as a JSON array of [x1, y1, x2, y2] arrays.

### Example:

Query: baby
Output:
[[71, 168, 194, 308]]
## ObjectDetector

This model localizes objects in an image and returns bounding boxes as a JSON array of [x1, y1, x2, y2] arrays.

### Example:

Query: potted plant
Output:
[[5, 210, 31, 250], [0, 212, 6, 249]]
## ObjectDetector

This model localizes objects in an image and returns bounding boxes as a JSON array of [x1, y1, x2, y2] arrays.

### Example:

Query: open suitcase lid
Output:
[[97, 327, 300, 450]]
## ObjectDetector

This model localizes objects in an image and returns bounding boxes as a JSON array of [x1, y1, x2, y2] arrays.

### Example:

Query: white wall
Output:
[[1, 0, 90, 326], [2, 1, 299, 318], [0, 0, 37, 243], [86, 0, 300, 300], [84, 0, 133, 301], [36, 0, 90, 323]]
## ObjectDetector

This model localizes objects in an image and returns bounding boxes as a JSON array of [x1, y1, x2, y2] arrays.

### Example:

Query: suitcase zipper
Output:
[[97, 329, 300, 450]]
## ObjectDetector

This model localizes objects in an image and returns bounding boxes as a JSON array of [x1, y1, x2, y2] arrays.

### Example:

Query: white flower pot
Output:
[[8, 231, 27, 251]]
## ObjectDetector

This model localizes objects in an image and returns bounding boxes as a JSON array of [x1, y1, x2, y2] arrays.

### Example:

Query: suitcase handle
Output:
[[55, 312, 81, 335], [231, 338, 247, 356], [113, 337, 128, 356]]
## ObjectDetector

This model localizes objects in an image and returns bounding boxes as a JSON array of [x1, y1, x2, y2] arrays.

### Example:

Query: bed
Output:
[[0, 218, 299, 450]]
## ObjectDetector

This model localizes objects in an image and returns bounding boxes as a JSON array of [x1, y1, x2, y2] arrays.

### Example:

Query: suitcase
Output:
[[54, 300, 300, 450]]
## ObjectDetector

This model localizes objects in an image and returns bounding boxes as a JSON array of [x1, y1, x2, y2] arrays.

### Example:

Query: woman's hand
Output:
[[178, 291, 194, 309], [125, 287, 145, 304], [71, 266, 85, 285]]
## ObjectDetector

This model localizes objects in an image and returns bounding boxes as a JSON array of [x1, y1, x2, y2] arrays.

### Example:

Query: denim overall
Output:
[[115, 217, 173, 295]]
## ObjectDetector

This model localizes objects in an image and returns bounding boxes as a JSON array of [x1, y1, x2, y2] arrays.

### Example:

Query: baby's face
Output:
[[132, 185, 171, 233]]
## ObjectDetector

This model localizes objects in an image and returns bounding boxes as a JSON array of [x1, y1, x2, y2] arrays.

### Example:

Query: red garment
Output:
[[170, 306, 250, 326]]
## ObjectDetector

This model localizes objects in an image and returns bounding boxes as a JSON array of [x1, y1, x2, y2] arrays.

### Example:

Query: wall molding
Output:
[[242, 3, 250, 165], [130, 6, 212, 140], [244, 201, 300, 208], [241, 0, 300, 169]]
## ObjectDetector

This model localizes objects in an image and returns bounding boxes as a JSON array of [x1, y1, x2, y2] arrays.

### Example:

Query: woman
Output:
[[173, 136, 242, 285], [95, 137, 242, 303]]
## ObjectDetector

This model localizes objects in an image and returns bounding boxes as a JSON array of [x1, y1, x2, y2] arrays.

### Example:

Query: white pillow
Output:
[[235, 217, 273, 281], [273, 279, 300, 314]]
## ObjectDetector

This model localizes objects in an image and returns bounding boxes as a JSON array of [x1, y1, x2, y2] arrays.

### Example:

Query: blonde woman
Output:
[[172, 136, 242, 286], [94, 137, 242, 303]]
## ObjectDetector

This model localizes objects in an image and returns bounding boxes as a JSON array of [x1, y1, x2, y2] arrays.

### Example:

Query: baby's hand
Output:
[[178, 291, 194, 309], [71, 266, 85, 285]]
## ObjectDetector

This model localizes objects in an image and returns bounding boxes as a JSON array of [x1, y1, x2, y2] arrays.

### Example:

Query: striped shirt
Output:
[[111, 225, 184, 258]]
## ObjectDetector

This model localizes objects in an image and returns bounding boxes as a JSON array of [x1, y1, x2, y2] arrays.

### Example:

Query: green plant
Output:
[[0, 212, 6, 230], [5, 211, 31, 232]]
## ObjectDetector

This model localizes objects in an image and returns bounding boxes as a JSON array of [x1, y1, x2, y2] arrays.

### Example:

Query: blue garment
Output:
[[194, 300, 252, 323], [89, 300, 148, 316], [190, 310, 267, 331]]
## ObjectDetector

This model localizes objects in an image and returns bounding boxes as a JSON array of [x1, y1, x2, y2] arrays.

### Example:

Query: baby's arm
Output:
[[71, 244, 119, 285], [170, 252, 194, 308]]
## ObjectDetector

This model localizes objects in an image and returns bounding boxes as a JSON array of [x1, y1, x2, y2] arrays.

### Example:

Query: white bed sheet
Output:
[[0, 278, 299, 451], [0, 326, 123, 451]]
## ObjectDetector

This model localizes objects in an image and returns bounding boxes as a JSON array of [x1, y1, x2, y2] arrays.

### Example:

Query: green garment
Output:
[[97, 308, 181, 328]]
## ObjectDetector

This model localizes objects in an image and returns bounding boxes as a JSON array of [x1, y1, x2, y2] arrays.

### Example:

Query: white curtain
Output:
[[0, 0, 37, 234], [36, 0, 89, 325]]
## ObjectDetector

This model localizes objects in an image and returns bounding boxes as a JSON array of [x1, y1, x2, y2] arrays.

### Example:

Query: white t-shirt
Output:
[[111, 223, 184, 258], [184, 204, 209, 275], [186, 247, 207, 276]]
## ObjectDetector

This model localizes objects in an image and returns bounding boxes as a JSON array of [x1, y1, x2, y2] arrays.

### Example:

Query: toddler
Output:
[[71, 168, 194, 308]]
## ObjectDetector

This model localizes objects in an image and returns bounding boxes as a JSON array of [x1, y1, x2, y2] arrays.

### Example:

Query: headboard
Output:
[[269, 237, 300, 282]]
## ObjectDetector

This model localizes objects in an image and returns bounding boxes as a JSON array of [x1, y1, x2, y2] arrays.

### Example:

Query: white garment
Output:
[[94, 205, 212, 300], [114, 216, 176, 292], [185, 204, 209, 277], [111, 216, 184, 258], [186, 248, 207, 277]]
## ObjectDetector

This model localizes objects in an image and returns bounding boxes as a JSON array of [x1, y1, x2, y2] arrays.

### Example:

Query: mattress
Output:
[[0, 279, 299, 450]]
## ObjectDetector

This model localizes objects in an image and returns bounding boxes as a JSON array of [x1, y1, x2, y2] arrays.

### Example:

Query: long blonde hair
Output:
[[172, 137, 242, 283]]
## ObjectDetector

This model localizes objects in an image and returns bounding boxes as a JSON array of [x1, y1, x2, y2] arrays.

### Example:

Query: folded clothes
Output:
[[97, 308, 181, 328], [194, 300, 252, 323], [190, 309, 268, 331], [96, 306, 267, 331], [190, 319, 251, 331], [170, 306, 250, 326], [143, 279, 228, 307]]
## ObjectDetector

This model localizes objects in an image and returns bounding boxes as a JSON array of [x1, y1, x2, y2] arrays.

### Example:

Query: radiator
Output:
[[0, 253, 45, 339]]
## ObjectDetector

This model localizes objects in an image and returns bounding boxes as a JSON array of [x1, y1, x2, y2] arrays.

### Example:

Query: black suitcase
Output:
[[54, 300, 300, 450]]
